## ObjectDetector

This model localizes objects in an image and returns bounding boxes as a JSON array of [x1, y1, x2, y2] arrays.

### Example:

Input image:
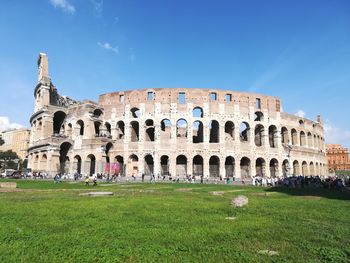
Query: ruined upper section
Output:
[[37, 53, 50, 85]]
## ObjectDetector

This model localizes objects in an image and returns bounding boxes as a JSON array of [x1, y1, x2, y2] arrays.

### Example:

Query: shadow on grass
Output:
[[265, 186, 350, 201]]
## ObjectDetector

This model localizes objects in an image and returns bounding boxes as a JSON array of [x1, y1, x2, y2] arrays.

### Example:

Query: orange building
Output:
[[326, 144, 350, 171]]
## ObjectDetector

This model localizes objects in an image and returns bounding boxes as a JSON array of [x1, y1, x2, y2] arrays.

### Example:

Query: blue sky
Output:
[[0, 0, 349, 148]]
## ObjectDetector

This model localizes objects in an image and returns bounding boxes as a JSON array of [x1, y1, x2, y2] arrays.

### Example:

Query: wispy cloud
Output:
[[295, 109, 306, 118], [0, 117, 23, 131], [98, 42, 119, 54], [324, 120, 350, 149], [49, 0, 75, 14], [91, 0, 103, 16]]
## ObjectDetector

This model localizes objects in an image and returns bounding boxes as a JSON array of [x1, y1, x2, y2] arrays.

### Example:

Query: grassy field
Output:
[[0, 180, 349, 262]]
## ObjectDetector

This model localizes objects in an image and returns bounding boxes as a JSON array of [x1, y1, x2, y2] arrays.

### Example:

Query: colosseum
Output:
[[28, 53, 328, 179]]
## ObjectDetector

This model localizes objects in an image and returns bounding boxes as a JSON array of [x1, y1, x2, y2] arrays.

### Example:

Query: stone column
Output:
[[203, 156, 210, 178]]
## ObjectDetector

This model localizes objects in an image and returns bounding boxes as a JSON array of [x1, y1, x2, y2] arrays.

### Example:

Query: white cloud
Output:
[[295, 109, 306, 118], [91, 0, 103, 16], [98, 42, 119, 54], [0, 117, 24, 131], [324, 120, 350, 149], [49, 0, 75, 14]]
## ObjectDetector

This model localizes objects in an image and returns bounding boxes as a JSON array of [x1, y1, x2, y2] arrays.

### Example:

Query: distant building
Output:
[[326, 144, 350, 171], [0, 128, 31, 160]]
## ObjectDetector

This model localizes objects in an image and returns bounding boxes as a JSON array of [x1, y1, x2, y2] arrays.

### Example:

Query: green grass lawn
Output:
[[0, 180, 349, 263]]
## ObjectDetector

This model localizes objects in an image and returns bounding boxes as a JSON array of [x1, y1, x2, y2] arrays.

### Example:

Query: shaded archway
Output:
[[300, 131, 306, 146], [268, 125, 278, 148], [254, 111, 263, 121], [224, 121, 235, 141], [114, 155, 124, 176], [76, 120, 84, 136], [116, 121, 125, 139], [255, 124, 264, 147], [270, 158, 279, 178], [209, 156, 220, 177], [302, 161, 308, 176], [176, 119, 188, 139], [239, 122, 250, 142], [145, 119, 155, 142], [176, 155, 187, 177], [240, 157, 251, 179], [225, 156, 235, 177], [282, 159, 289, 177], [281, 127, 289, 144], [161, 119, 171, 139], [130, 121, 139, 142], [160, 155, 169, 176], [291, 129, 298, 145], [307, 132, 313, 147], [53, 111, 66, 134], [94, 121, 101, 136], [209, 120, 220, 143], [87, 154, 96, 176], [130, 107, 140, 118], [193, 155, 203, 177], [74, 155, 82, 174], [192, 107, 203, 118], [255, 158, 266, 177], [293, 160, 300, 175], [192, 121, 203, 143], [93, 109, 103, 118], [127, 154, 139, 176], [309, 162, 315, 176], [144, 154, 154, 176], [59, 142, 72, 174]]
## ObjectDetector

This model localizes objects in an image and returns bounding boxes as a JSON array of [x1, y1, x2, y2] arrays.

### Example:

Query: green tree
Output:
[[0, 137, 4, 146], [0, 150, 20, 170]]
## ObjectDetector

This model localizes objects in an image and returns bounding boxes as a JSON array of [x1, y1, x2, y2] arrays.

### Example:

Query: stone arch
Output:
[[192, 107, 204, 118], [76, 120, 84, 136], [73, 155, 82, 174], [225, 156, 235, 177], [291, 129, 298, 145], [254, 111, 264, 121], [127, 154, 139, 176], [209, 156, 220, 177], [293, 160, 300, 176], [105, 122, 111, 137], [93, 109, 103, 118], [270, 158, 279, 178], [281, 127, 289, 144], [144, 154, 154, 176], [59, 142, 72, 174], [224, 121, 235, 141], [256, 158, 266, 177], [176, 155, 187, 177], [239, 122, 250, 142], [130, 121, 139, 142], [307, 132, 313, 147], [66, 123, 73, 137], [176, 119, 188, 138], [130, 107, 140, 118], [309, 162, 315, 176], [87, 154, 96, 176], [145, 119, 155, 142], [94, 121, 102, 136], [161, 119, 171, 139], [240, 157, 251, 179], [114, 155, 124, 176], [40, 154, 47, 172], [268, 125, 278, 148], [116, 121, 125, 139], [302, 161, 308, 176], [209, 120, 220, 143], [192, 121, 204, 143], [160, 155, 169, 176], [300, 131, 306, 146], [254, 124, 264, 147], [282, 159, 289, 177], [53, 111, 66, 134], [193, 155, 204, 177]]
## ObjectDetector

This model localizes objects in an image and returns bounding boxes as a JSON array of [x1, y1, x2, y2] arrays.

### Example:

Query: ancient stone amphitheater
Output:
[[28, 53, 328, 179]]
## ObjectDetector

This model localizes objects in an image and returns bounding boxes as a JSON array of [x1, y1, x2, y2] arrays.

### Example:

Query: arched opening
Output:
[[302, 161, 308, 176], [145, 119, 155, 142], [176, 119, 188, 139], [87, 154, 96, 176], [254, 111, 264, 121], [193, 155, 203, 177], [144, 154, 154, 176], [93, 109, 103, 118], [40, 154, 47, 171], [316, 162, 319, 175], [74, 155, 82, 174], [161, 119, 171, 139], [281, 127, 289, 144], [192, 121, 203, 143], [116, 121, 125, 139], [176, 155, 187, 177], [94, 122, 101, 136], [224, 121, 235, 141], [160, 155, 169, 176], [128, 154, 138, 176], [130, 107, 141, 118], [192, 107, 204, 118], [105, 122, 111, 137], [307, 132, 313, 147], [268, 125, 278, 148], [255, 158, 266, 177], [300, 131, 306, 146], [293, 160, 300, 176], [240, 157, 251, 179], [270, 159, 279, 178], [53, 111, 66, 134], [309, 162, 315, 176], [76, 120, 84, 136], [114, 155, 124, 176], [209, 120, 219, 143], [209, 156, 220, 177], [239, 122, 249, 142], [255, 124, 264, 147], [282, 159, 289, 177], [291, 129, 298, 145], [225, 156, 235, 177], [59, 142, 72, 174], [130, 121, 139, 142], [67, 123, 73, 137]]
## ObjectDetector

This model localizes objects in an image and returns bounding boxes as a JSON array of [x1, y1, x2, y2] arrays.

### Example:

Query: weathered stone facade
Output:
[[326, 144, 350, 171], [28, 53, 328, 178]]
